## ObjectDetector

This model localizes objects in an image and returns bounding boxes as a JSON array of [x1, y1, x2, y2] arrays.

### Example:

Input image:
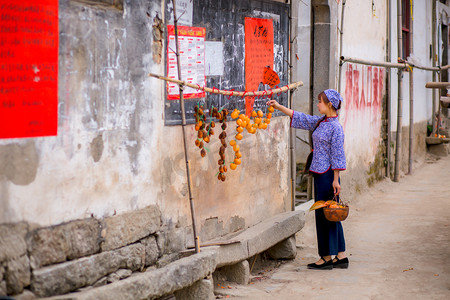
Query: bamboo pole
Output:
[[149, 73, 303, 97], [431, 0, 437, 137], [425, 82, 450, 88], [338, 0, 347, 94], [341, 56, 407, 69], [171, 0, 199, 254], [340, 56, 450, 72], [386, 0, 392, 178], [289, 2, 295, 211], [408, 0, 414, 175], [394, 0, 403, 183]]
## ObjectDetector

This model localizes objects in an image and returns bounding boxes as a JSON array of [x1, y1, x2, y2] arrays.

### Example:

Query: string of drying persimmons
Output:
[[194, 103, 275, 182]]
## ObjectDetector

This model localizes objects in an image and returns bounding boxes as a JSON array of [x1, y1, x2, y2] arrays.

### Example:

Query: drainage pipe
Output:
[[394, 0, 404, 182], [172, 0, 200, 253]]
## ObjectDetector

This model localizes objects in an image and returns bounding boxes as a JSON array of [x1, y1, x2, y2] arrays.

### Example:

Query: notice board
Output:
[[164, 0, 289, 125], [0, 0, 58, 138]]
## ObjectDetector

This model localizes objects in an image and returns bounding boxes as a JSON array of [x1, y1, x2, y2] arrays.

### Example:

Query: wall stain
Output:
[[90, 133, 104, 162], [0, 141, 39, 185], [126, 103, 141, 175]]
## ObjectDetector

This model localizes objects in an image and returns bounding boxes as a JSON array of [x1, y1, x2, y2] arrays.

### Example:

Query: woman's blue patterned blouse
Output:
[[291, 111, 346, 174]]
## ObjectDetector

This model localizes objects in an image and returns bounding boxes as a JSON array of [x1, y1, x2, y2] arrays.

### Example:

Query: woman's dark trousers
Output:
[[313, 168, 346, 257]]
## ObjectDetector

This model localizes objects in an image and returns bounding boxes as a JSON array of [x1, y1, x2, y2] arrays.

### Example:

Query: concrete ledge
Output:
[[44, 249, 216, 300], [215, 210, 305, 267]]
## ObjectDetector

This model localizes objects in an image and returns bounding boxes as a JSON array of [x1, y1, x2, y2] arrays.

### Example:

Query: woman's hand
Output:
[[265, 100, 293, 118], [266, 99, 280, 109], [333, 179, 341, 195]]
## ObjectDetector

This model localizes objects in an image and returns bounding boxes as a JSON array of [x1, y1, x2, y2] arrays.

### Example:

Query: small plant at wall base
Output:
[[193, 103, 274, 181]]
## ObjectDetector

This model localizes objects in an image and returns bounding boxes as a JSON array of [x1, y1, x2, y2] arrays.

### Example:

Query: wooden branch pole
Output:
[[425, 82, 450, 89], [341, 56, 450, 72], [171, 0, 200, 254], [149, 73, 303, 97]]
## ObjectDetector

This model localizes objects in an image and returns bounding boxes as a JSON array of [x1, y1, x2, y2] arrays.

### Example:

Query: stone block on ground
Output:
[[11, 289, 36, 300], [27, 219, 100, 269], [216, 260, 249, 285], [215, 210, 305, 267], [165, 227, 186, 254], [31, 243, 144, 297], [267, 235, 297, 260], [5, 255, 31, 295], [0, 280, 6, 296], [156, 253, 180, 269], [174, 279, 214, 300], [115, 269, 132, 280], [65, 219, 101, 260], [51, 249, 216, 300], [101, 205, 161, 251], [427, 143, 449, 157], [92, 277, 108, 288], [0, 223, 28, 262], [106, 269, 133, 285], [141, 235, 159, 266]]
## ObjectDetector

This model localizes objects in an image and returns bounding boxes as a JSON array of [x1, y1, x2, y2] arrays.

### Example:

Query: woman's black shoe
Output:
[[333, 257, 349, 269], [307, 257, 333, 270]]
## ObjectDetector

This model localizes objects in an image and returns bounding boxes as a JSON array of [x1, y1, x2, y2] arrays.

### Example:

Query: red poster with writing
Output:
[[0, 0, 58, 139], [167, 25, 206, 100], [245, 18, 274, 116]]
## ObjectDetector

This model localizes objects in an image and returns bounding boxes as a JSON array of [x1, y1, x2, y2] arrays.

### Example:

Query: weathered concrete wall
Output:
[[0, 0, 289, 234], [335, 0, 435, 197], [389, 0, 434, 132], [340, 62, 387, 198]]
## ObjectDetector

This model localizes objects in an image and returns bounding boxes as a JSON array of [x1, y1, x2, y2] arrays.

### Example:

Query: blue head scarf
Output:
[[323, 89, 343, 110]]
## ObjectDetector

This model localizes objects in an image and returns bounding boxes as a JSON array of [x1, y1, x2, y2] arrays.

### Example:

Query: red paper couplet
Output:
[[244, 18, 274, 116], [0, 0, 59, 139]]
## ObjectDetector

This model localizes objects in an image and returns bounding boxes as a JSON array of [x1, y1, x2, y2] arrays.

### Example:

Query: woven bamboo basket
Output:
[[323, 205, 349, 222]]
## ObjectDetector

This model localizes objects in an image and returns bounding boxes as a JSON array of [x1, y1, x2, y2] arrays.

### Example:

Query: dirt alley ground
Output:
[[214, 154, 450, 299]]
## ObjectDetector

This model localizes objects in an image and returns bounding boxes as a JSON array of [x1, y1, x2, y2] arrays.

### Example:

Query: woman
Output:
[[266, 89, 348, 270]]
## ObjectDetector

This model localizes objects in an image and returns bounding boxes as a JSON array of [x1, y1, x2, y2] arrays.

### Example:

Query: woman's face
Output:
[[317, 96, 330, 114]]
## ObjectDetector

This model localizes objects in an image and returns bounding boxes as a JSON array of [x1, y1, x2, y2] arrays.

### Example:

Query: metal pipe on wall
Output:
[[394, 0, 404, 182], [408, 0, 414, 175]]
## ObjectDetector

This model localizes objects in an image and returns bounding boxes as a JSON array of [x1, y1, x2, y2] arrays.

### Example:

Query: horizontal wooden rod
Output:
[[341, 56, 450, 72], [425, 82, 450, 89], [148, 73, 303, 97], [341, 56, 407, 69]]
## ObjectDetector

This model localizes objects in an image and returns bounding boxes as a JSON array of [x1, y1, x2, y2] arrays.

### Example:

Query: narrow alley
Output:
[[215, 154, 450, 299]]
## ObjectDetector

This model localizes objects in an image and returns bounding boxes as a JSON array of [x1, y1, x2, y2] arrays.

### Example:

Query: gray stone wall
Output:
[[0, 205, 179, 298]]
